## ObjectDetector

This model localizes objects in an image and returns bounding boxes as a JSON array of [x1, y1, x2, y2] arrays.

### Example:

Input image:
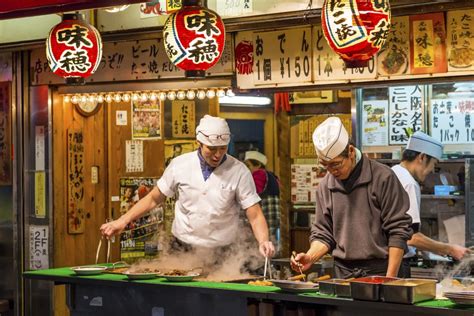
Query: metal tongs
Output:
[[96, 220, 115, 264], [291, 251, 306, 282], [263, 256, 273, 280]]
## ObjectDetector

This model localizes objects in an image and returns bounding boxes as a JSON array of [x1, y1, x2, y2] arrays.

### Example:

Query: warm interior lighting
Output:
[[219, 96, 272, 106]]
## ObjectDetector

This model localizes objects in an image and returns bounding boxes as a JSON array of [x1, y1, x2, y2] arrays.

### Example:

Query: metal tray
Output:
[[123, 271, 159, 280], [350, 276, 399, 301], [382, 279, 436, 304], [269, 279, 318, 293], [319, 279, 346, 296], [71, 266, 108, 276], [335, 281, 352, 298]]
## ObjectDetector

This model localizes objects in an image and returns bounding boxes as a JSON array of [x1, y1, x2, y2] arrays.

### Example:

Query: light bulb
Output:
[[167, 91, 176, 101], [81, 95, 87, 103], [122, 94, 131, 102], [113, 94, 122, 103], [71, 95, 79, 104], [197, 90, 206, 100], [88, 95, 96, 103], [206, 90, 216, 99], [64, 95, 71, 103], [159, 92, 167, 101], [186, 90, 196, 100], [105, 95, 113, 103], [177, 91, 186, 100], [132, 93, 139, 102], [226, 89, 235, 97], [217, 89, 225, 98], [141, 93, 149, 102], [97, 95, 104, 103], [150, 93, 157, 102]]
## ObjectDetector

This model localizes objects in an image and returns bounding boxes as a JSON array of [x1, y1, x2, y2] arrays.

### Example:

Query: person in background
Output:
[[244, 151, 281, 255], [101, 115, 275, 260], [291, 117, 413, 278], [392, 131, 469, 277]]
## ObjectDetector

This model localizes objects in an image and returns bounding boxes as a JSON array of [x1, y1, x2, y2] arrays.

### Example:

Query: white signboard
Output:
[[431, 98, 474, 144], [217, 0, 253, 17], [29, 225, 49, 270], [126, 140, 144, 173], [389, 85, 423, 145], [313, 25, 377, 81], [291, 164, 323, 203], [31, 37, 233, 85], [362, 100, 389, 146], [253, 27, 312, 85], [35, 126, 45, 171]]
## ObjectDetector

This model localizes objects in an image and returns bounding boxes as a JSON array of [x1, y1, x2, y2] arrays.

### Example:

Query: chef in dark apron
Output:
[[291, 117, 413, 279]]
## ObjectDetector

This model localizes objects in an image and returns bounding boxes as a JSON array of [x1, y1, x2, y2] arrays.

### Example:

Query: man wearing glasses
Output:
[[291, 117, 413, 278], [101, 115, 275, 261]]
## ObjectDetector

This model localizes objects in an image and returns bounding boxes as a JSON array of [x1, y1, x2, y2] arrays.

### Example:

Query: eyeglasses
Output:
[[319, 157, 347, 170], [198, 131, 231, 141]]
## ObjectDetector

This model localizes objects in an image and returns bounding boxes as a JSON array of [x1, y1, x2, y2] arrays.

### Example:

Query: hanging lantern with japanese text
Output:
[[46, 13, 103, 85], [163, 0, 225, 78], [321, 0, 391, 68]]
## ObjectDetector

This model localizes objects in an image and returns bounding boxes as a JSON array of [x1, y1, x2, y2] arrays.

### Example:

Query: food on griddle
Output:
[[161, 269, 189, 276], [128, 267, 160, 274], [311, 274, 331, 283], [248, 280, 274, 286], [288, 274, 306, 281]]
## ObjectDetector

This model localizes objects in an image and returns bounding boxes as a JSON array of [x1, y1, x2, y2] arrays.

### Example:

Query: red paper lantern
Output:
[[46, 13, 103, 85], [163, 1, 225, 78], [321, 0, 391, 67]]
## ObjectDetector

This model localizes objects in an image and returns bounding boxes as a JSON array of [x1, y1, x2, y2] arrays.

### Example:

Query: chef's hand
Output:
[[100, 218, 127, 239], [290, 253, 313, 272], [259, 241, 275, 258], [448, 244, 470, 261]]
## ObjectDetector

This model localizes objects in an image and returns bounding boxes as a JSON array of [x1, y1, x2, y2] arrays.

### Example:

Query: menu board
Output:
[[431, 98, 474, 144], [362, 100, 389, 146], [377, 16, 410, 76], [313, 25, 377, 81], [253, 27, 312, 85], [389, 85, 423, 145], [291, 164, 326, 203], [410, 13, 447, 75], [447, 9, 474, 72]]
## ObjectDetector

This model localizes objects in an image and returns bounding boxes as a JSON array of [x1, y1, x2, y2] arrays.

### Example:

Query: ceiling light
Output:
[[219, 96, 272, 106]]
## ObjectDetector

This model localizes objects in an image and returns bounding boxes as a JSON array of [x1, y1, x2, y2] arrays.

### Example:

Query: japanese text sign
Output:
[[431, 98, 474, 144], [171, 100, 196, 138], [447, 9, 474, 72], [67, 129, 85, 234], [389, 85, 423, 144]]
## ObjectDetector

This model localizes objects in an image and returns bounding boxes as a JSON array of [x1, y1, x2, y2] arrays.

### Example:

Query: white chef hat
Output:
[[196, 115, 231, 146], [312, 117, 349, 161], [406, 131, 443, 160], [244, 151, 268, 166]]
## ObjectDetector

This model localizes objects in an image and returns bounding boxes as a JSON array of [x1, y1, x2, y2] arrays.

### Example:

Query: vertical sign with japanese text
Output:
[[410, 13, 447, 74], [431, 98, 474, 144], [378, 16, 410, 76], [389, 86, 423, 145], [67, 129, 85, 234], [171, 100, 196, 138], [313, 25, 377, 81], [126, 140, 144, 173], [29, 225, 49, 270], [253, 27, 312, 85], [447, 9, 474, 72]]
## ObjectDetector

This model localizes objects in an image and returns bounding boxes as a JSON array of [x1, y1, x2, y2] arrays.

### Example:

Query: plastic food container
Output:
[[382, 279, 436, 304], [350, 276, 399, 301]]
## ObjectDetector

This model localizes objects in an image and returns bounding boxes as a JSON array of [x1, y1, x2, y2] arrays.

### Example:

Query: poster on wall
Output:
[[171, 100, 196, 138], [389, 85, 423, 145], [290, 164, 326, 203], [0, 82, 10, 185], [447, 9, 474, 72], [362, 100, 389, 146], [125, 140, 144, 173], [67, 129, 85, 234], [410, 13, 447, 75], [431, 98, 474, 144], [377, 16, 410, 76], [119, 177, 163, 261], [132, 99, 162, 139]]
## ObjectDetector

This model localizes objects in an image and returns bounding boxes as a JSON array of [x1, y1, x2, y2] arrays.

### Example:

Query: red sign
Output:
[[163, 5, 225, 78], [0, 0, 148, 19]]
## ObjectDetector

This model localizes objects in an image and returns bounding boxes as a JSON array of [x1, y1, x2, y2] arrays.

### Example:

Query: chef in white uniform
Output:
[[392, 131, 469, 277], [101, 115, 275, 258]]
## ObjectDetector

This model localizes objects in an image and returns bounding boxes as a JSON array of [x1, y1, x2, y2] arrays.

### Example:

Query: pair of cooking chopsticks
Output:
[[95, 237, 112, 265], [291, 251, 306, 282], [263, 256, 273, 280]]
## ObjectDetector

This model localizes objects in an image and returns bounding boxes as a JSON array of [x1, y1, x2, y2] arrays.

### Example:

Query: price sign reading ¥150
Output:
[[253, 27, 312, 85]]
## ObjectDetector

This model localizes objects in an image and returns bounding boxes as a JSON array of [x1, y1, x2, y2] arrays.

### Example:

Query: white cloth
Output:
[[244, 151, 267, 166], [406, 131, 443, 160], [312, 117, 349, 161], [196, 115, 230, 146], [392, 164, 421, 258], [157, 151, 261, 247]]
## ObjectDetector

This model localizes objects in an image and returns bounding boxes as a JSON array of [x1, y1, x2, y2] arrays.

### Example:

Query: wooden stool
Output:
[[0, 299, 9, 313]]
